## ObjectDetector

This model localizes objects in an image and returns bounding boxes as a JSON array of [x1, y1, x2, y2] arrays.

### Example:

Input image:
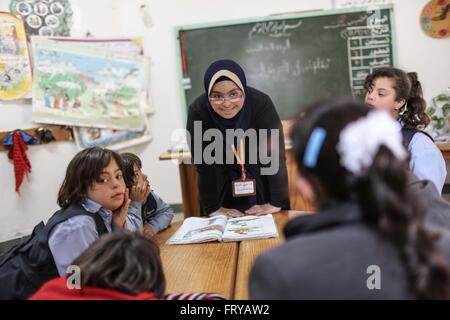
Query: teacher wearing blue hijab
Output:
[[186, 59, 290, 217]]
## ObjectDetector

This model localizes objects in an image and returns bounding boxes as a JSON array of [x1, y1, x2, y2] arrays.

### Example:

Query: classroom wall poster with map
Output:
[[31, 37, 146, 130], [0, 12, 32, 100], [49, 37, 153, 113]]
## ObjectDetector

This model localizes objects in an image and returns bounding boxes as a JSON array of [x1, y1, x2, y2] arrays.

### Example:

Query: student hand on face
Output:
[[112, 188, 130, 228], [210, 207, 244, 218], [130, 172, 150, 203], [245, 203, 281, 216]]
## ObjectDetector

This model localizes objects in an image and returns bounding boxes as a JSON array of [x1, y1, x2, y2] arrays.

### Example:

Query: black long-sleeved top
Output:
[[186, 87, 290, 215]]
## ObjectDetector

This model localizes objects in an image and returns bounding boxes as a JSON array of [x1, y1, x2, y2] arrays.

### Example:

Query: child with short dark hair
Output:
[[0, 147, 140, 299], [121, 152, 174, 238], [31, 231, 166, 300], [30, 231, 226, 300]]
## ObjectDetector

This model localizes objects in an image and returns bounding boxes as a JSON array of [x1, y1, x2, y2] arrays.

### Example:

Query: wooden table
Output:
[[154, 210, 313, 299], [153, 222, 238, 299], [437, 143, 450, 160]]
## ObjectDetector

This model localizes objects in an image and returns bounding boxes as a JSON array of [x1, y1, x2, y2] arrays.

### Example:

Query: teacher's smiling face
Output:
[[208, 80, 245, 119]]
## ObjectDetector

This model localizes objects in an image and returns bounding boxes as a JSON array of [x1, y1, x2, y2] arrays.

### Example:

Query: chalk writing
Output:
[[248, 20, 303, 39], [246, 39, 291, 54]]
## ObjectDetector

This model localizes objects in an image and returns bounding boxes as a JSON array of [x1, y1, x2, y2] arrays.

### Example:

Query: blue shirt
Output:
[[127, 191, 174, 234], [48, 198, 142, 276], [409, 132, 447, 193], [396, 121, 447, 193]]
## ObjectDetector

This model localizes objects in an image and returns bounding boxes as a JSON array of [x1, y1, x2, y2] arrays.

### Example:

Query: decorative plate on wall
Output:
[[9, 0, 72, 38], [420, 0, 450, 38]]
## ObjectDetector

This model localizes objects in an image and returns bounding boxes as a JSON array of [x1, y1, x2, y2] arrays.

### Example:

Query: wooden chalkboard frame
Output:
[[174, 4, 397, 122]]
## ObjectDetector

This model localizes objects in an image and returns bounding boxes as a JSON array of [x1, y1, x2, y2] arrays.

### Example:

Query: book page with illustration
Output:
[[222, 214, 278, 242], [166, 215, 228, 244], [166, 214, 278, 245]]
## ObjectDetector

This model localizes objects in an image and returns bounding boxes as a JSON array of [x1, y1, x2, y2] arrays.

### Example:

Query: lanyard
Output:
[[230, 139, 246, 180]]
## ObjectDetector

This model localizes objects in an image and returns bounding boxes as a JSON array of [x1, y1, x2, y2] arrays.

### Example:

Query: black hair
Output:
[[121, 152, 142, 189], [57, 147, 124, 208], [364, 67, 430, 129], [290, 99, 450, 299], [72, 231, 166, 297]]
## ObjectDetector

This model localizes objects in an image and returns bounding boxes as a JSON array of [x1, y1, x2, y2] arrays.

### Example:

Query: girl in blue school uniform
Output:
[[364, 67, 447, 193], [121, 152, 174, 238], [0, 147, 142, 299]]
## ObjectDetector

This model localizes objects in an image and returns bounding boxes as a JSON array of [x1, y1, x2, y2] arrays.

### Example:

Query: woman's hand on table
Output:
[[210, 207, 244, 218], [245, 203, 281, 216]]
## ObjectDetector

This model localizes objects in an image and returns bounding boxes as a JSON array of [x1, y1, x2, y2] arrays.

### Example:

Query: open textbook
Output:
[[166, 214, 278, 245]]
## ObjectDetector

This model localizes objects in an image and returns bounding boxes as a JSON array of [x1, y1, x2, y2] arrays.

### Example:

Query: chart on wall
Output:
[[9, 0, 72, 37]]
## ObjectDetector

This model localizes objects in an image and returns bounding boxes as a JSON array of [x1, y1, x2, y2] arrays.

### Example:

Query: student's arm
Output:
[[145, 191, 174, 234], [254, 95, 290, 210], [409, 133, 447, 194], [48, 216, 99, 276], [186, 106, 220, 214], [126, 201, 144, 232]]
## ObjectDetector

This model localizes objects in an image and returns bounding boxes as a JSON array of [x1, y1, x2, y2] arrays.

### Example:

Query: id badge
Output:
[[232, 179, 256, 197]]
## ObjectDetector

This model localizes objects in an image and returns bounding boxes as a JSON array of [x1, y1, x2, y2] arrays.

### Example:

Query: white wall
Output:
[[0, 0, 449, 241]]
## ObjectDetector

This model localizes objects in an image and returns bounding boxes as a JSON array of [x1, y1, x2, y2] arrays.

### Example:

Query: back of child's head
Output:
[[72, 230, 166, 298], [121, 152, 142, 189], [292, 99, 372, 204], [57, 147, 124, 208], [363, 67, 429, 129], [290, 99, 450, 299]]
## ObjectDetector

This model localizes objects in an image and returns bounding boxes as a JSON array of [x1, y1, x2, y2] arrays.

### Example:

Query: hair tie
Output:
[[303, 127, 326, 168], [337, 110, 407, 176]]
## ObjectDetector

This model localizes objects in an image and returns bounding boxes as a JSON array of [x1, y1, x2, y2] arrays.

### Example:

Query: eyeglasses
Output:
[[209, 90, 243, 105]]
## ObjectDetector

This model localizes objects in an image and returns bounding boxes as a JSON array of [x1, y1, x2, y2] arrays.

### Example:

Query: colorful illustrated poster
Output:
[[0, 12, 32, 100], [9, 0, 72, 37], [31, 37, 146, 130], [49, 37, 153, 113], [73, 118, 152, 151]]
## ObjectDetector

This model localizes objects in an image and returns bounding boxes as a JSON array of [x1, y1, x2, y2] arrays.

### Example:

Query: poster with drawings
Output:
[[31, 37, 147, 130], [0, 12, 32, 100], [48, 37, 153, 114]]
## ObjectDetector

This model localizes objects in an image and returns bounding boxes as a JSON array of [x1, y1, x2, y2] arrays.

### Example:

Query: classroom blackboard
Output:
[[177, 5, 396, 120]]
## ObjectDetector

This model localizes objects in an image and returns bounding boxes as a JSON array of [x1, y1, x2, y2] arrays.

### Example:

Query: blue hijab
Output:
[[203, 59, 252, 132]]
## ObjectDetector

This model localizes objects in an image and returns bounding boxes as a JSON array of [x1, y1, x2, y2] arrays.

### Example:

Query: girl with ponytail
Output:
[[364, 67, 446, 193], [249, 99, 450, 299]]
